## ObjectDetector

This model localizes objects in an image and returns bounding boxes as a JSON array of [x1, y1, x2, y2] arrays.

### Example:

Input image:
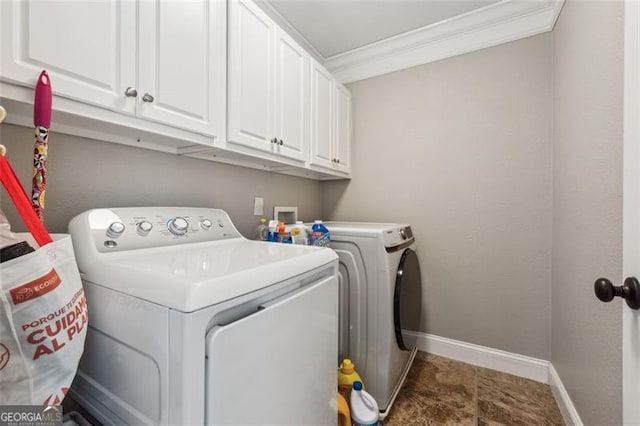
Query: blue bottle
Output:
[[267, 220, 279, 243], [311, 220, 330, 247]]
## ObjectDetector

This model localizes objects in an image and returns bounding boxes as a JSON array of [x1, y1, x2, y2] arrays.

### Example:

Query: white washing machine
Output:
[[324, 222, 422, 419], [68, 207, 338, 425]]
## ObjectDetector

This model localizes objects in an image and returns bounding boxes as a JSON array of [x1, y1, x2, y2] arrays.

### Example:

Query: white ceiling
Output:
[[265, 0, 501, 58]]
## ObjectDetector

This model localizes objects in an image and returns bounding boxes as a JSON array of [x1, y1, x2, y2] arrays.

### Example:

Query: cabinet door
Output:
[[310, 61, 334, 169], [137, 0, 226, 140], [335, 84, 352, 173], [227, 0, 275, 153], [273, 29, 309, 163], [0, 0, 136, 114]]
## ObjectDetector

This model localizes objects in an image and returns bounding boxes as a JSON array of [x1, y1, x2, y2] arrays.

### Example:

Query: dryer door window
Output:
[[394, 248, 422, 350]]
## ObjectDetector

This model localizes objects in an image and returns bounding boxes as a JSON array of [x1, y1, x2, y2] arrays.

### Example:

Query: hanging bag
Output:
[[0, 154, 87, 405]]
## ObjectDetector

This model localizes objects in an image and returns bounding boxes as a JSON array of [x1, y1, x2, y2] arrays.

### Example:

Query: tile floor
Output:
[[383, 352, 565, 426], [64, 351, 565, 425]]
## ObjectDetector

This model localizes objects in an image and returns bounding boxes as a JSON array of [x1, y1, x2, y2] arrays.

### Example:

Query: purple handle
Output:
[[34, 70, 52, 128]]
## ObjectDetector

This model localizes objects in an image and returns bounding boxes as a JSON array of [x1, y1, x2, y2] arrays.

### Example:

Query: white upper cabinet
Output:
[[310, 61, 351, 174], [334, 83, 352, 173], [273, 28, 309, 162], [310, 62, 335, 170], [137, 0, 226, 138], [228, 0, 275, 153], [0, 0, 137, 114], [0, 0, 226, 141], [228, 0, 308, 163]]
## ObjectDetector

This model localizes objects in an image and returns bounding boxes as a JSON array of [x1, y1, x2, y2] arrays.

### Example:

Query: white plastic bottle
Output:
[[350, 381, 379, 426], [291, 221, 309, 245]]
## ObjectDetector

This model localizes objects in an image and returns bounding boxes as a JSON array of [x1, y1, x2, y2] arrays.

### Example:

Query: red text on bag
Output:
[[22, 289, 88, 361], [10, 269, 61, 305]]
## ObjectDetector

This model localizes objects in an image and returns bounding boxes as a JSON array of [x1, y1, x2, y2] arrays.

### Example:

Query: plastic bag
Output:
[[0, 154, 87, 405], [0, 234, 88, 404]]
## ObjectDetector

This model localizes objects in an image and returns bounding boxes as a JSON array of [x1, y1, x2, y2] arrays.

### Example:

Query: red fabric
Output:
[[0, 155, 52, 247]]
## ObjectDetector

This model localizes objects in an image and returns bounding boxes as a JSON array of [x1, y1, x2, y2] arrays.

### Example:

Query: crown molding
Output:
[[324, 0, 564, 84]]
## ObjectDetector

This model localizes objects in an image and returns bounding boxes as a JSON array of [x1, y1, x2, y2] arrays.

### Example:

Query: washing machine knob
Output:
[[168, 217, 189, 236], [400, 228, 407, 240], [200, 219, 213, 230], [136, 220, 153, 236], [106, 222, 125, 238]]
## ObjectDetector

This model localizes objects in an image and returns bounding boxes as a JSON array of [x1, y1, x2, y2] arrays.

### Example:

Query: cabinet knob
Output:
[[124, 87, 138, 98], [142, 93, 155, 103], [336, 158, 340, 164], [271, 138, 278, 144], [279, 139, 284, 146]]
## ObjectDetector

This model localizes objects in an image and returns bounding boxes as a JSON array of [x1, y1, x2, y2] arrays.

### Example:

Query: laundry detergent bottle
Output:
[[267, 220, 279, 242], [338, 359, 363, 401], [277, 221, 292, 243], [311, 220, 330, 247], [337, 392, 352, 426], [350, 381, 379, 426]]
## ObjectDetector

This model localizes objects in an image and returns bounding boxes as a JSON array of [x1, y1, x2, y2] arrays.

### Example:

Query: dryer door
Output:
[[205, 275, 338, 424], [394, 248, 422, 350]]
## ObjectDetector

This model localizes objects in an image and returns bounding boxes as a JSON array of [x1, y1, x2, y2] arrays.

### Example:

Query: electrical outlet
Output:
[[254, 197, 264, 216]]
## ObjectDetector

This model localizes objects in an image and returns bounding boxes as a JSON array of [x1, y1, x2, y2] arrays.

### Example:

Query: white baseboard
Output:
[[548, 363, 584, 426], [404, 331, 550, 383], [403, 331, 581, 426]]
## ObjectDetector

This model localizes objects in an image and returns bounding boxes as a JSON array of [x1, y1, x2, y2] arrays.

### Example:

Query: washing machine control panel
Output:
[[69, 207, 243, 253], [383, 226, 415, 249]]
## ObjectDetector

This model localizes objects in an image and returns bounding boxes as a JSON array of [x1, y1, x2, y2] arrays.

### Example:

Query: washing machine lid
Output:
[[79, 239, 337, 312]]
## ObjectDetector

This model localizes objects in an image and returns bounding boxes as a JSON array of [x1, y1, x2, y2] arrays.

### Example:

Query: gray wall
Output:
[[322, 34, 554, 359], [0, 123, 322, 238], [551, 1, 624, 424]]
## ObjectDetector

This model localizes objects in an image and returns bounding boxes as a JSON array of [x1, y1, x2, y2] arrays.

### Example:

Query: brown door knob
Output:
[[594, 277, 640, 310]]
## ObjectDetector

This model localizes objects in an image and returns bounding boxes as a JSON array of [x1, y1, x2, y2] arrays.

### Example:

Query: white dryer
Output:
[[68, 207, 338, 425], [324, 222, 422, 419]]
